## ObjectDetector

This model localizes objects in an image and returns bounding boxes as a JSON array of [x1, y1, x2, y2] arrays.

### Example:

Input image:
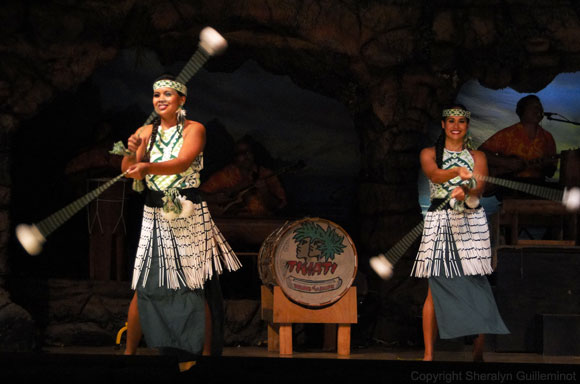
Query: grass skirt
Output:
[[131, 189, 241, 290], [412, 207, 492, 278]]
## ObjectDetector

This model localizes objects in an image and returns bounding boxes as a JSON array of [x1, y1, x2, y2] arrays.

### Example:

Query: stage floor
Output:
[[39, 345, 580, 364], [4, 345, 579, 383]]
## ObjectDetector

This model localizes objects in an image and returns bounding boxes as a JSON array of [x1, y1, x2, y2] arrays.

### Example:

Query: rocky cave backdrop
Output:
[[1, 0, 580, 351]]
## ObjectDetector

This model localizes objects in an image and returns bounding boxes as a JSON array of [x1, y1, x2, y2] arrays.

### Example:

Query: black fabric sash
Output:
[[429, 198, 451, 212], [144, 188, 202, 208], [428, 197, 482, 212]]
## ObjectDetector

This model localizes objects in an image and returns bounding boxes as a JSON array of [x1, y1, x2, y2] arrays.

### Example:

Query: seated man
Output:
[[200, 136, 287, 217], [478, 94, 558, 198]]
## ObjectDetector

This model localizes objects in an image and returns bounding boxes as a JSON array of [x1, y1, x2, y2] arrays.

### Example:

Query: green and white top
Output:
[[145, 125, 203, 191], [429, 148, 474, 200]]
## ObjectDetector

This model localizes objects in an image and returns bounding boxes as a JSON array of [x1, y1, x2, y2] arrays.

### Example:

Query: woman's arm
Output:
[[420, 147, 471, 184], [121, 125, 151, 172]]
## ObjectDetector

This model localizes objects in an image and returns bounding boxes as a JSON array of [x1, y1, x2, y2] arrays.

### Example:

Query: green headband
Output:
[[442, 108, 471, 118], [153, 80, 187, 96]]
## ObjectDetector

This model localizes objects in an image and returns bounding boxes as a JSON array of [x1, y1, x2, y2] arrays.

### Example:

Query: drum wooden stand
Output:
[[261, 285, 357, 356]]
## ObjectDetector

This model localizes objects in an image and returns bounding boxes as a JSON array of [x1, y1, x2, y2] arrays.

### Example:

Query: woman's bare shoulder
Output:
[[420, 146, 436, 157], [184, 120, 204, 131], [136, 124, 153, 137]]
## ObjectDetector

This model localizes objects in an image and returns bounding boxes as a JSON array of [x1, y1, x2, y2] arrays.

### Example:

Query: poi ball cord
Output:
[[15, 27, 228, 256]]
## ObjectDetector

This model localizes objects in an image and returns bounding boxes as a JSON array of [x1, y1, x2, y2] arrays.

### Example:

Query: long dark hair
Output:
[[435, 104, 470, 168]]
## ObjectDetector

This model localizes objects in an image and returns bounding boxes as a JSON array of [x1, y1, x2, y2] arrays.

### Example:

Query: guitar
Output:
[[207, 160, 306, 215], [481, 151, 559, 197]]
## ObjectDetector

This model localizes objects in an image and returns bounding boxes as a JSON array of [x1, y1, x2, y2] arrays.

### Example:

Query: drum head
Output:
[[271, 218, 357, 307]]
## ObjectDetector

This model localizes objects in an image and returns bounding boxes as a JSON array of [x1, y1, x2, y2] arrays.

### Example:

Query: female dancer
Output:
[[122, 74, 241, 370], [412, 105, 509, 361]]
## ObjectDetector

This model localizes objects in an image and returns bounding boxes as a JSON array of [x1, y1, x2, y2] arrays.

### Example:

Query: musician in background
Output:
[[479, 95, 557, 198], [200, 135, 287, 216]]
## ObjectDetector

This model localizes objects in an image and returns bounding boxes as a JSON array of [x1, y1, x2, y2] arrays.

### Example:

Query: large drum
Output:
[[559, 148, 580, 187], [258, 217, 357, 307]]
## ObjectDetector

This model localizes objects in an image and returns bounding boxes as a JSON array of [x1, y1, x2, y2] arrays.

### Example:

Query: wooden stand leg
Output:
[[323, 324, 337, 352], [337, 324, 351, 356], [279, 324, 292, 355], [262, 286, 357, 357], [267, 322, 280, 352]]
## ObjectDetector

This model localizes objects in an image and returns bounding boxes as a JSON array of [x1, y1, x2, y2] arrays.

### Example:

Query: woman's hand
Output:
[[127, 133, 143, 154], [455, 166, 473, 180], [125, 162, 150, 180], [451, 186, 467, 201]]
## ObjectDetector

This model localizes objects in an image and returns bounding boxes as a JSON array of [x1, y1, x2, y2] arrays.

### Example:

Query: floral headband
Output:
[[442, 108, 471, 118], [153, 80, 187, 96]]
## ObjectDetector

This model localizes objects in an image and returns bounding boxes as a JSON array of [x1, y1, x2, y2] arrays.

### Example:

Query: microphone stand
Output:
[[546, 115, 580, 126]]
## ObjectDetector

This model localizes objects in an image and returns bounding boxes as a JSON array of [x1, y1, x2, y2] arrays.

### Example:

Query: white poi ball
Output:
[[199, 27, 228, 56], [563, 187, 580, 211], [370, 254, 394, 280], [16, 224, 45, 256], [465, 195, 480, 209], [449, 198, 457, 209], [179, 197, 195, 218]]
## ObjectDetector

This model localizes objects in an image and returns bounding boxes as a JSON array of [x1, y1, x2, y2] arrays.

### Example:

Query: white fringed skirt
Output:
[[131, 190, 241, 290], [411, 207, 492, 278]]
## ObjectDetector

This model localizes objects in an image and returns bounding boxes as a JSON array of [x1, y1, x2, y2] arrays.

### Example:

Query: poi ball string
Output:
[[15, 27, 228, 256], [15, 172, 128, 256], [474, 173, 564, 203], [370, 195, 452, 279], [370, 174, 580, 279]]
